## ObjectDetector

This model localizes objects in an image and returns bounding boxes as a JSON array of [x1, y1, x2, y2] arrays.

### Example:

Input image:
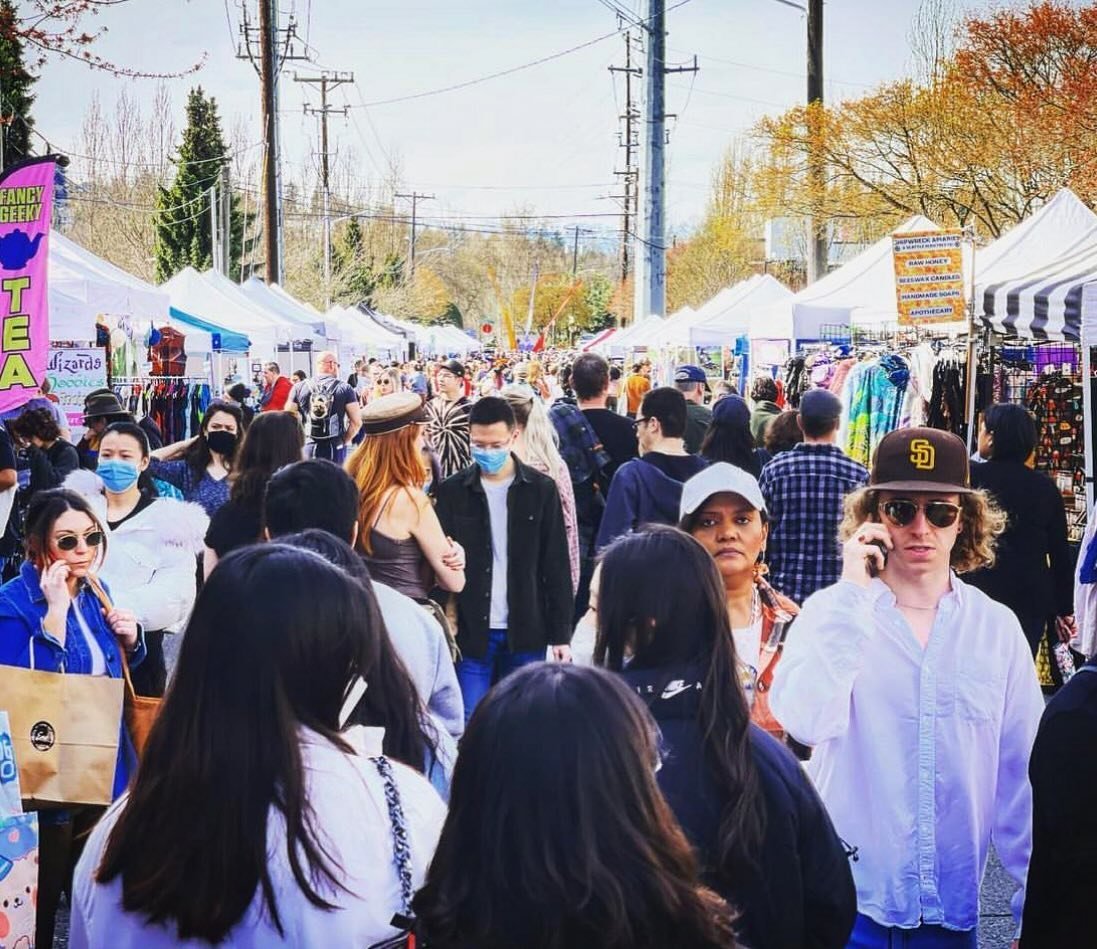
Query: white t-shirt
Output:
[[731, 616, 763, 706], [483, 474, 514, 629], [73, 603, 108, 675]]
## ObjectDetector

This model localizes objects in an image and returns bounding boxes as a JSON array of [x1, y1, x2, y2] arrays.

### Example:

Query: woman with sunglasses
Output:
[[66, 422, 209, 695], [771, 428, 1045, 949], [0, 488, 142, 948]]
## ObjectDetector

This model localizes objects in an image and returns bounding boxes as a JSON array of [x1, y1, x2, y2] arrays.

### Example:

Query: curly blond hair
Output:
[[839, 487, 1007, 574]]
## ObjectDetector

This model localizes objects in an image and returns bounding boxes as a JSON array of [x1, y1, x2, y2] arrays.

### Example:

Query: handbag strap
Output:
[[85, 574, 138, 702], [372, 755, 415, 918]]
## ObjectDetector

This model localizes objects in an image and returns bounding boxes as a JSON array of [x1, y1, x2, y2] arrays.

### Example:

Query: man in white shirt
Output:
[[771, 427, 1043, 949]]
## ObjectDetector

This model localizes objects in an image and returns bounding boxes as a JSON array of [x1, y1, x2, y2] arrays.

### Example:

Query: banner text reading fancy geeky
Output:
[[891, 230, 967, 325], [0, 157, 55, 414]]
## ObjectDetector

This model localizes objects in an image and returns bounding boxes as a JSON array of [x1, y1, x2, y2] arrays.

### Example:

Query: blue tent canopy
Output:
[[169, 306, 251, 353]]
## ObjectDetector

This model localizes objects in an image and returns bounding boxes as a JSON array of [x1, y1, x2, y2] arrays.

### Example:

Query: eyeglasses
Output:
[[55, 531, 104, 551], [880, 499, 961, 529]]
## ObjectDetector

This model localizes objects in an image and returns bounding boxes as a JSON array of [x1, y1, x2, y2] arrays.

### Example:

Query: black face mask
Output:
[[206, 430, 237, 456]]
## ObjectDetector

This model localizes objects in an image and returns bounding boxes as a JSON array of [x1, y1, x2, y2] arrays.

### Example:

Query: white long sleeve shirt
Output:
[[770, 576, 1044, 932], [70, 729, 446, 948]]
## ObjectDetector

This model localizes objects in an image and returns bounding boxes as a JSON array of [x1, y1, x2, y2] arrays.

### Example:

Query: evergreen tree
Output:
[[333, 216, 378, 304], [0, 0, 36, 170], [155, 88, 245, 282]]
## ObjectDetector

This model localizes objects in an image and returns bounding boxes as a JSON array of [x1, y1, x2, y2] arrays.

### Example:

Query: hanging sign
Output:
[[892, 230, 967, 325], [0, 156, 57, 413], [46, 347, 107, 436]]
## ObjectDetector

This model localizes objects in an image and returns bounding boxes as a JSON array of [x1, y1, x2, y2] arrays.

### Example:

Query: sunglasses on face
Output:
[[880, 499, 961, 529], [55, 531, 105, 551]]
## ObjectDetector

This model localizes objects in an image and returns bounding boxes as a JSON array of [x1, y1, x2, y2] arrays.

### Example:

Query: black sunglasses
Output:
[[55, 531, 105, 552], [880, 499, 961, 529]]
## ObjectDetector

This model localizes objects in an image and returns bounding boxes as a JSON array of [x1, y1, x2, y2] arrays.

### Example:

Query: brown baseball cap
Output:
[[360, 392, 428, 436], [870, 427, 974, 494]]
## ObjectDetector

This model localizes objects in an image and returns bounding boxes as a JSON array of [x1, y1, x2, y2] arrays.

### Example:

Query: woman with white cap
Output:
[[677, 462, 799, 741]]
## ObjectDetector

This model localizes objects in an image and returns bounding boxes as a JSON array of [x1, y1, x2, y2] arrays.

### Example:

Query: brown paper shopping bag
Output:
[[1, 662, 123, 808]]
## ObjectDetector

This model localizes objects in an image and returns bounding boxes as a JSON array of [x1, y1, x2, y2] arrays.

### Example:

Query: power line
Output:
[[355, 0, 694, 108]]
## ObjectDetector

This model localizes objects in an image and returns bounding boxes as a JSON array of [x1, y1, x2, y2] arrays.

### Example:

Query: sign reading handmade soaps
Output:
[[892, 230, 967, 325], [47, 347, 107, 435], [0, 156, 56, 414]]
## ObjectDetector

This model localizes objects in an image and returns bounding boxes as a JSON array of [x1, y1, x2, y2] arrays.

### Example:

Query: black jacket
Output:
[[1021, 661, 1097, 947], [621, 661, 856, 949], [434, 457, 573, 659], [968, 460, 1074, 635]]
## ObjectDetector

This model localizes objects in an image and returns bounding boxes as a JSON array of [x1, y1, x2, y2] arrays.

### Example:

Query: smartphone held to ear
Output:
[[867, 540, 888, 577]]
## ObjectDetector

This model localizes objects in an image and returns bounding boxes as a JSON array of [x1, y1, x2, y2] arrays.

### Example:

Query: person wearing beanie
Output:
[[700, 394, 769, 476], [758, 389, 868, 604], [771, 428, 1044, 947]]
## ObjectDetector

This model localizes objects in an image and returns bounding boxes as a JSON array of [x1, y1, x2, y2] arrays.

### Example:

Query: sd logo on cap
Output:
[[870, 428, 973, 494]]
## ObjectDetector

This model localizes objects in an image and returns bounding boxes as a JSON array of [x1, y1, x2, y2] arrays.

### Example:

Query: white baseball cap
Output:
[[679, 462, 767, 520]]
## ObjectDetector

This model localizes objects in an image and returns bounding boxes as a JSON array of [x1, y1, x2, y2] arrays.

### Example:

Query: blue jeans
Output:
[[456, 629, 542, 723], [306, 440, 347, 465], [848, 914, 977, 948]]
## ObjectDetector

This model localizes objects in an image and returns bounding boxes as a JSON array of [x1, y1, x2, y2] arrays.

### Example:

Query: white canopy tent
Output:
[[163, 268, 287, 349], [591, 315, 661, 354], [327, 306, 405, 356], [690, 275, 796, 347], [50, 231, 170, 320], [749, 215, 941, 343], [240, 277, 328, 345], [625, 305, 699, 349]]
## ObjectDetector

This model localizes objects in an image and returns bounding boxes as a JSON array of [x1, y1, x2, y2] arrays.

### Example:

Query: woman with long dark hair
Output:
[[968, 402, 1075, 662], [149, 400, 243, 516], [0, 489, 141, 947], [701, 395, 769, 476], [594, 526, 856, 949], [203, 411, 304, 575], [71, 544, 447, 946], [279, 527, 455, 796], [414, 662, 736, 949], [65, 422, 209, 694]]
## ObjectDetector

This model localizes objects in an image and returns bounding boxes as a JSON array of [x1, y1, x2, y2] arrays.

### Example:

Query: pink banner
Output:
[[0, 157, 55, 414]]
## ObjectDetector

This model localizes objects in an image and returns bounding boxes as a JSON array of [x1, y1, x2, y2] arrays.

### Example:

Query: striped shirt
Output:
[[759, 442, 868, 605]]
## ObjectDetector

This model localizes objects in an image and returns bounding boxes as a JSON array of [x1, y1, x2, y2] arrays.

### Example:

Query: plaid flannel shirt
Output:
[[759, 443, 869, 605]]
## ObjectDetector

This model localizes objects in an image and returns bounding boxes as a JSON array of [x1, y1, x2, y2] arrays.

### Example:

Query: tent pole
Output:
[[964, 233, 979, 454], [1084, 342, 1094, 516]]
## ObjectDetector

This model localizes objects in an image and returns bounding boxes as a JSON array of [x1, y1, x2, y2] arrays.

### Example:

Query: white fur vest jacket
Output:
[[64, 468, 209, 633]]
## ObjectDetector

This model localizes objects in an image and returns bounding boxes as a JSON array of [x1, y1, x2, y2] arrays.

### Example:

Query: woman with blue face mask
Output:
[[64, 422, 209, 697]]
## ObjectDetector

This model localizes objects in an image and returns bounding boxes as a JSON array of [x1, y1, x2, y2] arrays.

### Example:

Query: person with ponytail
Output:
[[65, 421, 208, 695], [593, 525, 856, 949]]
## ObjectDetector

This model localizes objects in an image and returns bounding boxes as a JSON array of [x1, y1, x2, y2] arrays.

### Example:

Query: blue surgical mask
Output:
[[97, 459, 140, 493], [471, 446, 510, 475]]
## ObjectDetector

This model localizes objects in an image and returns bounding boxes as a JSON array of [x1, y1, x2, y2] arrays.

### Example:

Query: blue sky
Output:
[[31, 0, 937, 235]]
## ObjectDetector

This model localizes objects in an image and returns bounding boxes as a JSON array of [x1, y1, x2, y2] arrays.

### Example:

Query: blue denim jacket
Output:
[[0, 561, 146, 805]]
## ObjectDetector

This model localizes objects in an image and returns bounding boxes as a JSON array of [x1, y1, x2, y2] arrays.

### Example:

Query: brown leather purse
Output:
[[87, 574, 161, 757]]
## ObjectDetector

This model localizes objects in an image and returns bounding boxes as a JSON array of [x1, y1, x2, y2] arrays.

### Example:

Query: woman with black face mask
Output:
[[148, 401, 242, 517]]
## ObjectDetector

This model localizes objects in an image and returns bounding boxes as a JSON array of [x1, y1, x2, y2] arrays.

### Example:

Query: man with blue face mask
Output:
[[433, 396, 574, 720]]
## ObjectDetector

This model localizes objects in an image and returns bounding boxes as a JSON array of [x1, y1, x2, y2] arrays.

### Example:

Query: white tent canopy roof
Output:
[[239, 277, 327, 342], [691, 275, 796, 347], [163, 268, 287, 344], [749, 215, 940, 342], [50, 231, 170, 320]]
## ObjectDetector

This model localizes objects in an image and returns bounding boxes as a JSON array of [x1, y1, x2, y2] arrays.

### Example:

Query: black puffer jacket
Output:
[[620, 661, 856, 949]]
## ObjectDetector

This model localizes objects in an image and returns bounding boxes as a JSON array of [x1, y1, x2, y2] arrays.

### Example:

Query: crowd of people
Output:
[[0, 345, 1092, 948]]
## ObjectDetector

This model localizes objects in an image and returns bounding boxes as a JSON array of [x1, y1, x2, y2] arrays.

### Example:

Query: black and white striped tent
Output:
[[977, 190, 1097, 342]]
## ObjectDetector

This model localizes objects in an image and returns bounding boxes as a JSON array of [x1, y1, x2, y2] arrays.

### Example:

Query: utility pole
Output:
[[572, 225, 581, 276], [807, 0, 827, 282], [395, 191, 435, 280], [610, 31, 642, 287], [238, 1, 306, 285], [295, 70, 353, 308], [220, 163, 232, 277], [634, 0, 697, 322], [209, 181, 220, 274]]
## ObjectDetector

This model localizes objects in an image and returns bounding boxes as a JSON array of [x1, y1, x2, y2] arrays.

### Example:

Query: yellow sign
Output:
[[909, 438, 935, 470], [892, 230, 967, 325]]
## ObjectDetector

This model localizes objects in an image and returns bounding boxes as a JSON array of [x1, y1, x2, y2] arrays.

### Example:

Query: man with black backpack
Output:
[[550, 353, 637, 620], [287, 351, 362, 463]]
